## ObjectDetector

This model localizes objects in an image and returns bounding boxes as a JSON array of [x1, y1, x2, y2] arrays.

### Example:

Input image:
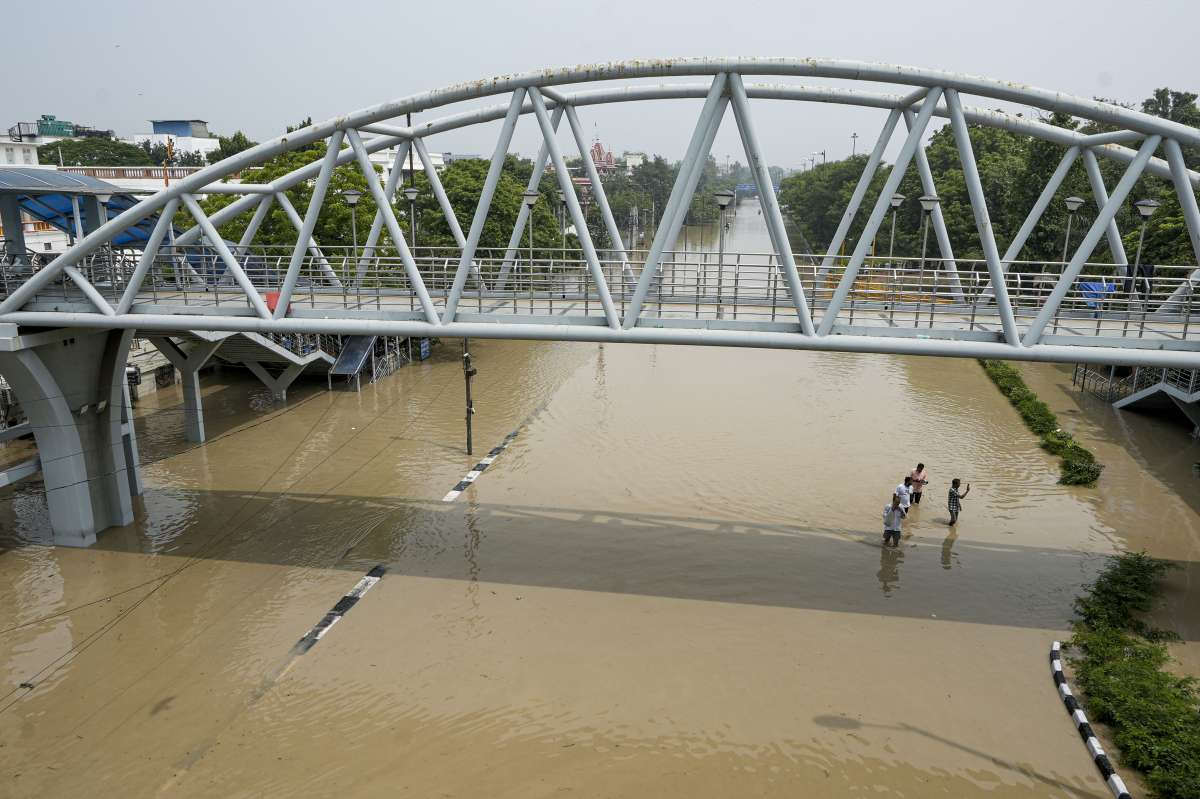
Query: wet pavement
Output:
[[1, 201, 1198, 797]]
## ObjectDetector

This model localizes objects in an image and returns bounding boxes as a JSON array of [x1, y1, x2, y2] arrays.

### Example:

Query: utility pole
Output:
[[462, 339, 476, 455], [851, 132, 859, 156]]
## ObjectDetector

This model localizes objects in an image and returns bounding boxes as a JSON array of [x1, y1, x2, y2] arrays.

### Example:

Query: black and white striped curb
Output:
[[295, 565, 386, 654], [1051, 642, 1132, 799], [442, 430, 519, 502]]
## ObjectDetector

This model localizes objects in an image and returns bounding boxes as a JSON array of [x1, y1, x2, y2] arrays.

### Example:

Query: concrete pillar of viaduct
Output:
[[0, 326, 142, 546]]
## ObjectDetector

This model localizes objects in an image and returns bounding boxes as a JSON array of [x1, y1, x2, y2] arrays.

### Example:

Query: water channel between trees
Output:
[[1, 199, 1198, 797]]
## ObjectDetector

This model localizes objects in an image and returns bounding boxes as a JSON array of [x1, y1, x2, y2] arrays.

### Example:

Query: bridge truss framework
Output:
[[2, 57, 1199, 369]]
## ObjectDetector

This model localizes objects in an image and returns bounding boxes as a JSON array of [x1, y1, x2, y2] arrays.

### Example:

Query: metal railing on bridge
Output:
[[6, 244, 1195, 346]]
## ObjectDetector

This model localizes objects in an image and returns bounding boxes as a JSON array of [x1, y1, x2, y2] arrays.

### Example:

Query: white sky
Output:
[[10, 0, 1199, 169]]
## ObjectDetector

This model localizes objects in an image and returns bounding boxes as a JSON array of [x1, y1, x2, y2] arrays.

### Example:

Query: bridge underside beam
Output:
[[5, 313, 1196, 370]]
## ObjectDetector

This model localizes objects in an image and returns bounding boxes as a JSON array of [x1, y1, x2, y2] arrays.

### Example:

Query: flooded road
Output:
[[2, 200, 1198, 797]]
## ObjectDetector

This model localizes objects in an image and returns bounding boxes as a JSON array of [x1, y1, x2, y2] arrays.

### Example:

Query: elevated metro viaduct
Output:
[[2, 57, 1199, 547]]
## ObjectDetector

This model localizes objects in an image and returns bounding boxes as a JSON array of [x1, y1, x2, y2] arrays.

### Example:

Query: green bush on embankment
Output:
[[977, 360, 1104, 485], [1067, 552, 1200, 799]]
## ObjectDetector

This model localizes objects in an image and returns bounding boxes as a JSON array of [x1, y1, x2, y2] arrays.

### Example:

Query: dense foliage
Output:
[[977, 360, 1103, 485], [1068, 553, 1200, 799], [779, 88, 1200, 269], [37, 137, 155, 167]]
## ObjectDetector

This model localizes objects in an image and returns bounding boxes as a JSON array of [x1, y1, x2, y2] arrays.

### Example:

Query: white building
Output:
[[1, 141, 40, 167], [125, 119, 220, 160], [366, 139, 445, 182], [623, 152, 647, 173]]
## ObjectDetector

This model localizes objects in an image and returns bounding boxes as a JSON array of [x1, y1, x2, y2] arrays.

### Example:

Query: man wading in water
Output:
[[948, 478, 970, 525], [883, 495, 906, 547], [909, 463, 929, 505]]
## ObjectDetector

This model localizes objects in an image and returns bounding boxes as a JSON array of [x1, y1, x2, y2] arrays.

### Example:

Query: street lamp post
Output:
[[341, 189, 363, 267], [887, 193, 906, 267], [917, 195, 940, 324], [1127, 198, 1161, 335], [522, 190, 540, 311], [402, 186, 419, 257], [1061, 195, 1084, 270], [715, 189, 735, 319]]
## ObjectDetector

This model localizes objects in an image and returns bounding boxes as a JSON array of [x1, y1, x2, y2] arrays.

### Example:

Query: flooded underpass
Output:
[[2, 202, 1199, 797]]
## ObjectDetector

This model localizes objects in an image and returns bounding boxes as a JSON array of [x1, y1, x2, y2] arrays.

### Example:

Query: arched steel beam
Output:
[[7, 62, 1200, 316]]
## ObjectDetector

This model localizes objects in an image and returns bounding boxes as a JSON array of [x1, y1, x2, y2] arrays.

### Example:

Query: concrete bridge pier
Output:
[[0, 325, 142, 546]]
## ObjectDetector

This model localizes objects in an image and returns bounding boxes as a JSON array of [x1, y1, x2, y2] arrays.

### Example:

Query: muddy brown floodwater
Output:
[[1, 201, 1198, 797]]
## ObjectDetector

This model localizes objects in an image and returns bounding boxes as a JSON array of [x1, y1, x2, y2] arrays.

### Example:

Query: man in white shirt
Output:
[[883, 495, 906, 547], [895, 475, 914, 511]]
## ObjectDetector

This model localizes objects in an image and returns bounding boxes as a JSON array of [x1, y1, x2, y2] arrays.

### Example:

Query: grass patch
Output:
[[977, 359, 1104, 485], [1068, 552, 1200, 799]]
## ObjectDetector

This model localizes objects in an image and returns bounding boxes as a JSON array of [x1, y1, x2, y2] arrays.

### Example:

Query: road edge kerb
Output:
[[1050, 641, 1132, 799]]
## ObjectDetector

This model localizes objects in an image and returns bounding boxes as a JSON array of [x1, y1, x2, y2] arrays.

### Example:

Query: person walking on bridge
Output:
[[882, 495, 906, 548], [909, 463, 929, 505]]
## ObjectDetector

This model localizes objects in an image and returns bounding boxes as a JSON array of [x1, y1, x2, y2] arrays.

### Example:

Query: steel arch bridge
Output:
[[3, 57, 1200, 369]]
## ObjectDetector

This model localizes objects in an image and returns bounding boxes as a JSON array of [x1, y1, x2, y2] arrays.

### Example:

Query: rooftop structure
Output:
[[150, 119, 212, 138]]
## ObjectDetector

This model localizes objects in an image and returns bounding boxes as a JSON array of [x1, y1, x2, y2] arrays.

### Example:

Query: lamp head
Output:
[[918, 194, 940, 213], [714, 189, 735, 209], [402, 187, 419, 203], [1134, 198, 1161, 219], [1064, 196, 1085, 213], [889, 192, 906, 210], [522, 190, 540, 208], [341, 188, 364, 207]]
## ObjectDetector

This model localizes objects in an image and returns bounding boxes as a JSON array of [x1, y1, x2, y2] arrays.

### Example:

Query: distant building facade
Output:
[[1, 140, 39, 167], [7, 114, 113, 147], [126, 119, 220, 159]]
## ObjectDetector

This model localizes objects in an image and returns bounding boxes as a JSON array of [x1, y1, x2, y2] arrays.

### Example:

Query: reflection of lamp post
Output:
[[341, 189, 363, 257], [402, 186, 419, 255], [888, 192, 905, 266], [1061, 195, 1084, 268], [715, 189, 735, 318]]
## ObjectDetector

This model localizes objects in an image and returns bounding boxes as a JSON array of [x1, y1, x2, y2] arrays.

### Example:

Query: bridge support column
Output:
[[0, 327, 141, 546], [0, 196, 29, 264], [148, 337, 220, 443], [244, 361, 304, 402]]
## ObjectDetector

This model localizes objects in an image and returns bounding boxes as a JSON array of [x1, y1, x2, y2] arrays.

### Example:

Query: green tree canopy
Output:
[[38, 138, 153, 167]]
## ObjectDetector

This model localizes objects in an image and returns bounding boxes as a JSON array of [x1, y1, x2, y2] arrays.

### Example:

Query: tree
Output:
[[38, 138, 154, 167], [207, 131, 258, 165]]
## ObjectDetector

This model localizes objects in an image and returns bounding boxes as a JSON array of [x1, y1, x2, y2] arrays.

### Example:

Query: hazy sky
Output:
[[10, 0, 1199, 169]]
